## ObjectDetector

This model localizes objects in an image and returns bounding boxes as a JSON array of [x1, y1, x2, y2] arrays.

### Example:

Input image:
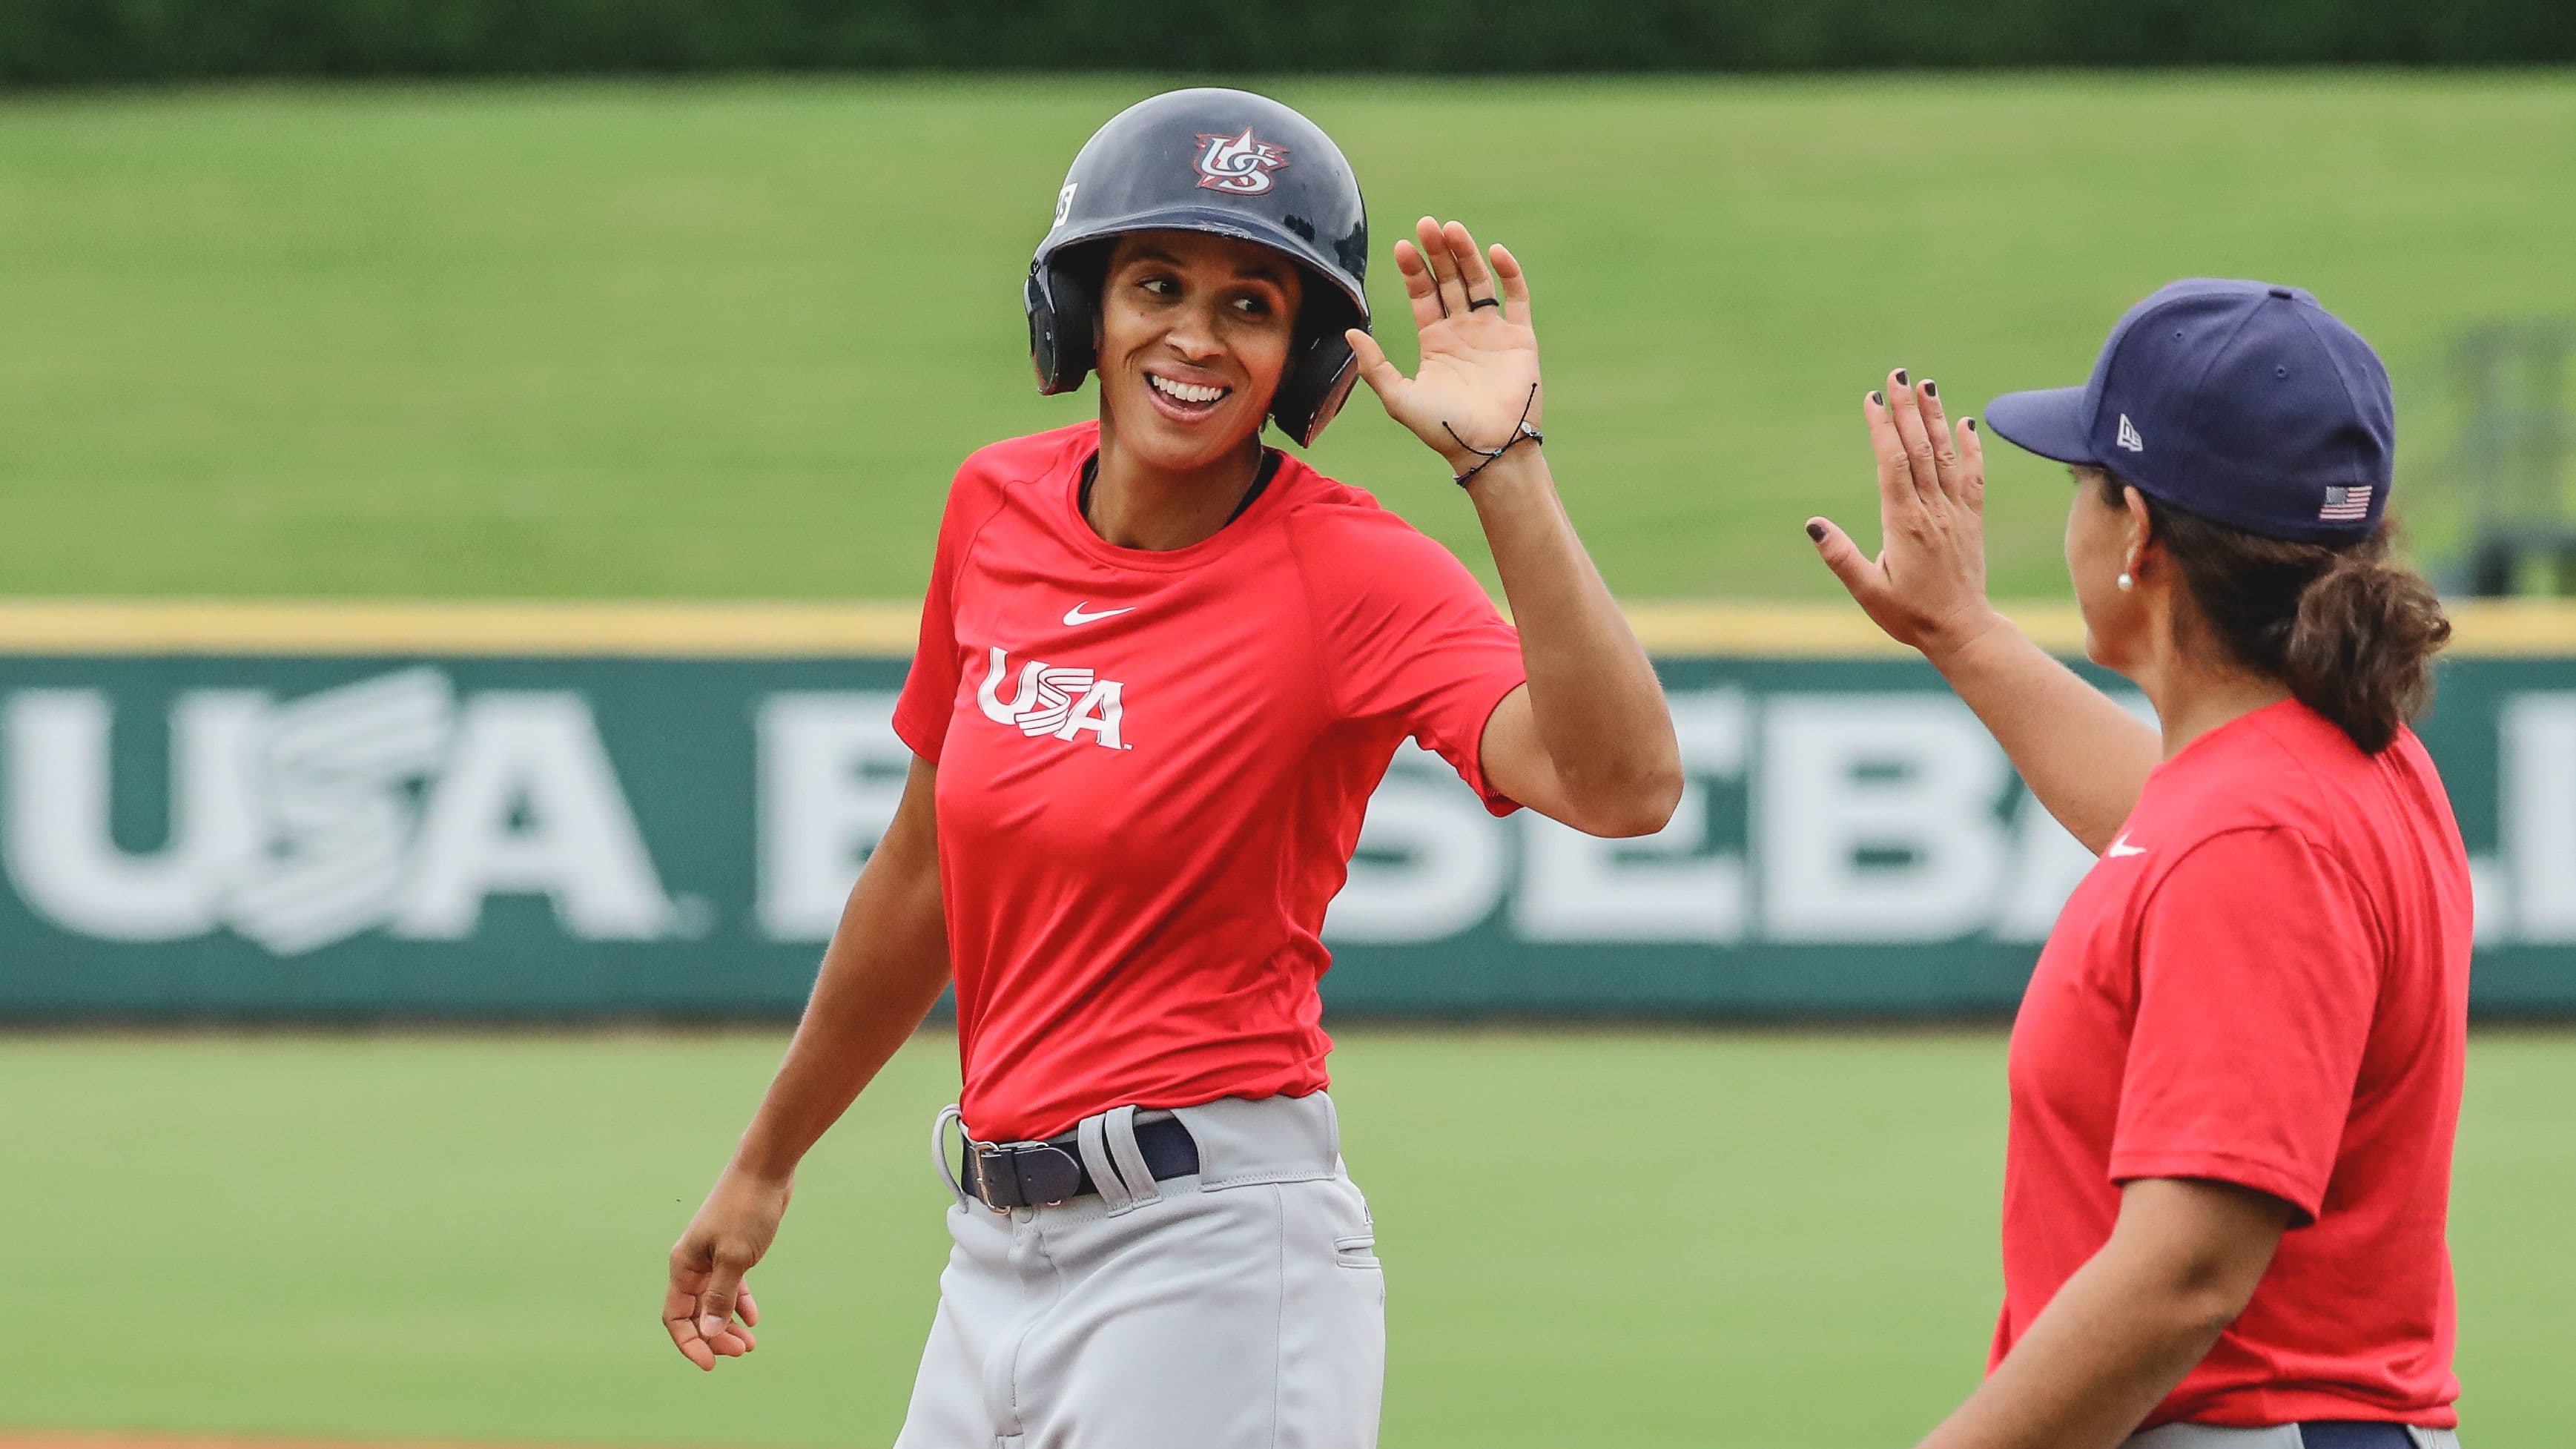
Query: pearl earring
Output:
[[2116, 572, 2135, 591]]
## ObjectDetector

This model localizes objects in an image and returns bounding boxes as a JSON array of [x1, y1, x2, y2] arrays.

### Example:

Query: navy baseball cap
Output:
[[1984, 279, 2396, 544]]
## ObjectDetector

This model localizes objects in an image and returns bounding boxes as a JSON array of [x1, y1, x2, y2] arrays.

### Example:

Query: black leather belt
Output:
[[961, 1116, 1200, 1212], [2293, 1425, 2423, 1449]]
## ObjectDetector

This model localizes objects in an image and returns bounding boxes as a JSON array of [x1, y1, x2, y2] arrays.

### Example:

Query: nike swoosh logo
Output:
[[2106, 836, 2147, 858], [1062, 603, 1135, 627]]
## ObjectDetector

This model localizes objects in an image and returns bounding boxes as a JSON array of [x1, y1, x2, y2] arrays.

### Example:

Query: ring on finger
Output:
[[1467, 295, 1502, 311]]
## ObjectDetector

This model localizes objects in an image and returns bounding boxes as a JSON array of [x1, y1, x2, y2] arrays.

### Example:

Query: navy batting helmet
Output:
[[1026, 88, 1370, 449]]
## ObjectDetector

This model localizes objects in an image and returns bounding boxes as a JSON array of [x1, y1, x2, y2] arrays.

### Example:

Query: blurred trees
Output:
[[6, 0, 2575, 85]]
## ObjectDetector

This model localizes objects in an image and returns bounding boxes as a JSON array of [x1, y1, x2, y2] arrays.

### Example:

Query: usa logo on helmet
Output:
[[1193, 128, 1289, 196]]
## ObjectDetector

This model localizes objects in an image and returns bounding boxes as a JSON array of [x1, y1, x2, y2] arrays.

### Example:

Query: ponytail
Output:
[[2278, 541, 2454, 753], [2100, 472, 2453, 753]]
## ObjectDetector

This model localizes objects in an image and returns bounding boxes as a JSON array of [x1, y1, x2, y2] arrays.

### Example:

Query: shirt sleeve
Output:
[[891, 468, 988, 765], [1300, 508, 1528, 814], [2110, 825, 2383, 1223]]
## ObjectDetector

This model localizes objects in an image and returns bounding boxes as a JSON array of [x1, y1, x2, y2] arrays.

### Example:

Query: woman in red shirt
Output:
[[658, 88, 1680, 1447], [1809, 280, 2468, 1449]]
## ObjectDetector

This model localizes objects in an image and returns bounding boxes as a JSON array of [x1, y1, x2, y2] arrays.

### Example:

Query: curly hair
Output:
[[2098, 471, 2452, 754]]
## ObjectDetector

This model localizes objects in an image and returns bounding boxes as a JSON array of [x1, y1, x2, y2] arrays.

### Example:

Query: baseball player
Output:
[[1809, 283, 2469, 1448], [661, 87, 1681, 1448]]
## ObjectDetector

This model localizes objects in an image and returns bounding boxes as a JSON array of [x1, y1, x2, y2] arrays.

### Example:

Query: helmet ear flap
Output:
[[1027, 257, 1098, 395], [1271, 322, 1362, 449]]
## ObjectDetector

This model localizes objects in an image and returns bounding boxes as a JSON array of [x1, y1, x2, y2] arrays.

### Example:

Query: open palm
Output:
[[1347, 217, 1543, 472]]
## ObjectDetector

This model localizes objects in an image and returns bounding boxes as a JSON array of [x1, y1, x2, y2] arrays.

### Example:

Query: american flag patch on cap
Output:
[[2319, 485, 2373, 521]]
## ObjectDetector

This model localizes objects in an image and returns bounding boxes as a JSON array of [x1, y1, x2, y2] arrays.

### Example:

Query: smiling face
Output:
[[1094, 229, 1304, 475]]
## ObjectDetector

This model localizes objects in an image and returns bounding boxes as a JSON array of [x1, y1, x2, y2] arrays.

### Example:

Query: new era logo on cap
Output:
[[2116, 415, 2145, 453]]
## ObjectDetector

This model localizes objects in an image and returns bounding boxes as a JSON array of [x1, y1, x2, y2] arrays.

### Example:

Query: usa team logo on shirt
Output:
[[977, 646, 1127, 749], [1193, 128, 1289, 196], [2319, 485, 2374, 522]]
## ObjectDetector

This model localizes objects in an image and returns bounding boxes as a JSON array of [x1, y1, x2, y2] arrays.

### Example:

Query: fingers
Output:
[[1443, 220, 1496, 303], [1404, 220, 1530, 326], [697, 1260, 747, 1349], [1344, 328, 1408, 406], [1863, 389, 1921, 517], [663, 1273, 718, 1371], [1391, 240, 1444, 331], [1490, 243, 1533, 326], [1413, 216, 1471, 319], [1805, 516, 1883, 604], [667, 1235, 759, 1365], [1956, 415, 1987, 515], [696, 1279, 756, 1360], [1913, 377, 1972, 506], [1883, 369, 1941, 503]]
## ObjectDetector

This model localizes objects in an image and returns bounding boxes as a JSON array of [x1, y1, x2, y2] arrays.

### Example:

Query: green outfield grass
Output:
[[1, 1029, 2569, 1448], [3, 74, 2572, 603]]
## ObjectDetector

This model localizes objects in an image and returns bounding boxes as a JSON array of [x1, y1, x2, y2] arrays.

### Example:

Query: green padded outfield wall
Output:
[[4, 641, 2574, 1019]]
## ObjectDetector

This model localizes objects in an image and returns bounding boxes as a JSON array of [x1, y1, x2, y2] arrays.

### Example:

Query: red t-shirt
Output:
[[892, 423, 1528, 1141], [1998, 699, 2472, 1427]]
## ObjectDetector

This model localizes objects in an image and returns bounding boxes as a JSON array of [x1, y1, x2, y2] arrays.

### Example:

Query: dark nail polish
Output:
[[1869, 391, 1885, 406], [1894, 368, 1909, 386], [1806, 522, 1826, 543], [1964, 417, 1978, 433], [1922, 379, 1938, 399]]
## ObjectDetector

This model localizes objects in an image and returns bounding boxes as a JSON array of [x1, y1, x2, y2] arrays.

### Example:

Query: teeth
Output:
[[1150, 374, 1228, 405]]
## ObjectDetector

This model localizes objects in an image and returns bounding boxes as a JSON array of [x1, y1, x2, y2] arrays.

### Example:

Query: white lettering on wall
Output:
[[1989, 793, 2103, 943], [393, 694, 673, 940], [1324, 750, 1509, 943], [3, 689, 264, 940], [12, 679, 2567, 965], [0, 671, 674, 954], [757, 693, 909, 941], [1758, 694, 2009, 942], [222, 668, 454, 954], [2503, 693, 2576, 943], [1514, 690, 1750, 942]]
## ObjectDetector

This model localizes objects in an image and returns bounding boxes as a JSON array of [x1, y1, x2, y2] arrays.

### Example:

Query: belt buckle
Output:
[[968, 1143, 1014, 1213], [970, 1141, 1083, 1212]]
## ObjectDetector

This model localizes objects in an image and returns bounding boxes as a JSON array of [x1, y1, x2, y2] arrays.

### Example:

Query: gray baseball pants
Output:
[[891, 1092, 1387, 1449]]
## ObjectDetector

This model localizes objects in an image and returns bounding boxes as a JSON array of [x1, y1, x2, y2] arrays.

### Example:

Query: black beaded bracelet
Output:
[[1450, 423, 1544, 487], [1443, 383, 1545, 489]]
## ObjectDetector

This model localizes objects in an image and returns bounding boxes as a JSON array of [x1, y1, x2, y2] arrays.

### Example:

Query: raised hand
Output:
[[1346, 217, 1543, 475], [1807, 371, 2007, 661]]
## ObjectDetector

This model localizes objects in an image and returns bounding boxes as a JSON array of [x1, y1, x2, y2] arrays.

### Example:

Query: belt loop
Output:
[[931, 1104, 970, 1207], [1104, 1105, 1160, 1207], [1075, 1112, 1134, 1213]]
